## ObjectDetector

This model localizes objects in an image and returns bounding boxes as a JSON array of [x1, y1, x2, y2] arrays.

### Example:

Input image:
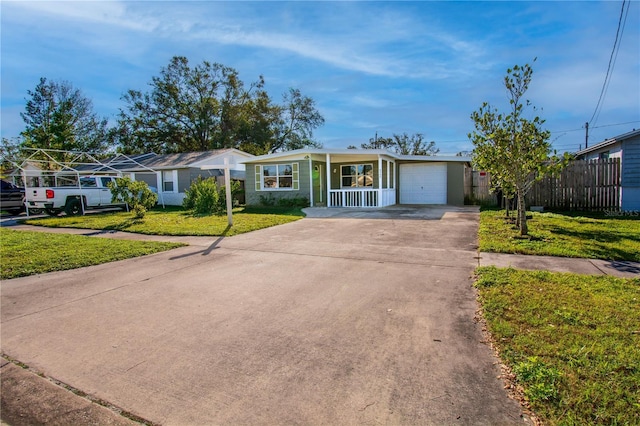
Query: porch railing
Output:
[[329, 188, 396, 207]]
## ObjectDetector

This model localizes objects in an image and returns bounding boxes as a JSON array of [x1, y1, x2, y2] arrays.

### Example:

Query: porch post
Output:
[[386, 160, 390, 189], [326, 153, 331, 207], [378, 156, 383, 207], [308, 156, 314, 207]]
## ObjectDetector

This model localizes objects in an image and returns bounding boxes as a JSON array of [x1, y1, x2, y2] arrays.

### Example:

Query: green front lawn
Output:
[[476, 267, 640, 425], [479, 210, 640, 261], [22, 206, 305, 236], [0, 228, 184, 279]]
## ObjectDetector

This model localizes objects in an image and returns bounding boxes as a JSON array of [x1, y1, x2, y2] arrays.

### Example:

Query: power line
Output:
[[588, 0, 630, 127], [591, 120, 639, 129], [550, 120, 640, 134]]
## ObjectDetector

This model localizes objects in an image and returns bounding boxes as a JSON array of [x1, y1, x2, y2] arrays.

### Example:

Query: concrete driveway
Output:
[[1, 206, 528, 425]]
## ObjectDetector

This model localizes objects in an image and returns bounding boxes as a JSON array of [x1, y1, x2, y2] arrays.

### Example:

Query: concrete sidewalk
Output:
[[478, 252, 640, 278]]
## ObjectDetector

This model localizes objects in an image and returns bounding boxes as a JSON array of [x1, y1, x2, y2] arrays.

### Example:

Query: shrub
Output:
[[108, 177, 158, 219], [183, 177, 240, 215]]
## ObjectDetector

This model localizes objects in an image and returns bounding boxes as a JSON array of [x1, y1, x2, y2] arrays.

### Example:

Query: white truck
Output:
[[25, 175, 127, 216]]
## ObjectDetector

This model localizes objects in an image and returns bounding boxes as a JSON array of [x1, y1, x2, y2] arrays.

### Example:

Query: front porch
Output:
[[328, 188, 396, 207], [321, 153, 396, 208]]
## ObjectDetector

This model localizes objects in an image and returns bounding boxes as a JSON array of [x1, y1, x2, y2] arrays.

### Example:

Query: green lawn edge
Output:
[[21, 206, 306, 237], [0, 228, 185, 280], [479, 209, 640, 262]]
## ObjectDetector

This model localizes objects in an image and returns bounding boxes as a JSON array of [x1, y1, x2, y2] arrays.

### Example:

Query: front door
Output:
[[312, 164, 324, 206]]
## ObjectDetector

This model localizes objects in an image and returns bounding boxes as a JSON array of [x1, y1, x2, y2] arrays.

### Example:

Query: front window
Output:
[[263, 164, 293, 189], [341, 164, 373, 187], [162, 171, 174, 192]]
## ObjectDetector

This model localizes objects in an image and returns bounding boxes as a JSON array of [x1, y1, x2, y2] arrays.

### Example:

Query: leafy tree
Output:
[[108, 177, 157, 219], [392, 132, 439, 155], [0, 137, 25, 175], [355, 135, 395, 150], [349, 132, 438, 155], [19, 78, 110, 163], [269, 88, 325, 152], [115, 57, 245, 153], [469, 60, 565, 236], [236, 89, 282, 155], [115, 57, 324, 155]]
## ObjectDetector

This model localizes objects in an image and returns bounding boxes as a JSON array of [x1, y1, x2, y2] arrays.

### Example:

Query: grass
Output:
[[0, 228, 184, 279], [479, 209, 640, 261], [21, 206, 305, 236], [476, 267, 640, 425]]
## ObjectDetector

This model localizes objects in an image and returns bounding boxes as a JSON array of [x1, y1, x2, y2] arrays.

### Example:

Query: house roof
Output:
[[75, 149, 254, 172], [137, 149, 253, 169], [575, 128, 640, 157], [245, 148, 471, 163]]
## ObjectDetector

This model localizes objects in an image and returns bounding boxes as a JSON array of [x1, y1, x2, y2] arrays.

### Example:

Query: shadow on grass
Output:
[[548, 224, 640, 244], [544, 210, 640, 221], [101, 218, 144, 231], [169, 224, 232, 260]]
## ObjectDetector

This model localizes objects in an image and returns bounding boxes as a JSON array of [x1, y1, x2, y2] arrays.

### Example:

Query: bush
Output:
[[108, 177, 158, 219], [183, 177, 240, 215]]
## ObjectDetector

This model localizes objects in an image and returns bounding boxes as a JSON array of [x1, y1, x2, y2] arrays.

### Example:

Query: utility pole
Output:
[[585, 122, 589, 149]]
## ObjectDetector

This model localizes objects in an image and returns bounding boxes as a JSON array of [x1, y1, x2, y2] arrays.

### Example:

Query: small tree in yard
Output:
[[108, 177, 158, 219], [469, 60, 565, 236]]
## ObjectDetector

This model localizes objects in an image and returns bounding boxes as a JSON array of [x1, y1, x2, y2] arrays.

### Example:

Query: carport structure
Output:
[[3, 148, 163, 214]]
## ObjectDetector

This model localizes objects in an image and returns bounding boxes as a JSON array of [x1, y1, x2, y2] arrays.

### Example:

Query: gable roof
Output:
[[575, 129, 640, 157]]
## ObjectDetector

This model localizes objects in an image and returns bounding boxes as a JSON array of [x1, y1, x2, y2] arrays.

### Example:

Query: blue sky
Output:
[[2, 1, 639, 155]]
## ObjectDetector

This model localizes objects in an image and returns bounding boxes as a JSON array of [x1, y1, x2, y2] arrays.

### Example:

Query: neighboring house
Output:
[[575, 129, 640, 211], [123, 149, 254, 206], [243, 149, 471, 207], [6, 161, 44, 187]]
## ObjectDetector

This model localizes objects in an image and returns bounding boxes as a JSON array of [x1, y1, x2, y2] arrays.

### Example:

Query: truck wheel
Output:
[[45, 208, 61, 216], [28, 208, 44, 215], [65, 199, 83, 216]]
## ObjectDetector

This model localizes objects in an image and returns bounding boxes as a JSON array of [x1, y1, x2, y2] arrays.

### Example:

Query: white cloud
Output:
[[7, 0, 158, 31]]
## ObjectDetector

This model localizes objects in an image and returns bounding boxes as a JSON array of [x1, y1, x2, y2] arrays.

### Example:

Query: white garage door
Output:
[[399, 163, 447, 204]]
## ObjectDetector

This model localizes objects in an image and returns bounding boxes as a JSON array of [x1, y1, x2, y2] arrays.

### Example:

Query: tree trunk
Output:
[[517, 190, 528, 236]]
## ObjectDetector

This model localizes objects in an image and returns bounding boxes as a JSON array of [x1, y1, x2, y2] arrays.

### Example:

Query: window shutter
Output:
[[292, 162, 299, 190], [255, 165, 262, 191]]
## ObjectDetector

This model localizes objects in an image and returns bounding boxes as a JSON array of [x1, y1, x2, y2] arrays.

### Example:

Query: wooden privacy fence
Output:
[[464, 167, 497, 205], [526, 158, 621, 211]]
